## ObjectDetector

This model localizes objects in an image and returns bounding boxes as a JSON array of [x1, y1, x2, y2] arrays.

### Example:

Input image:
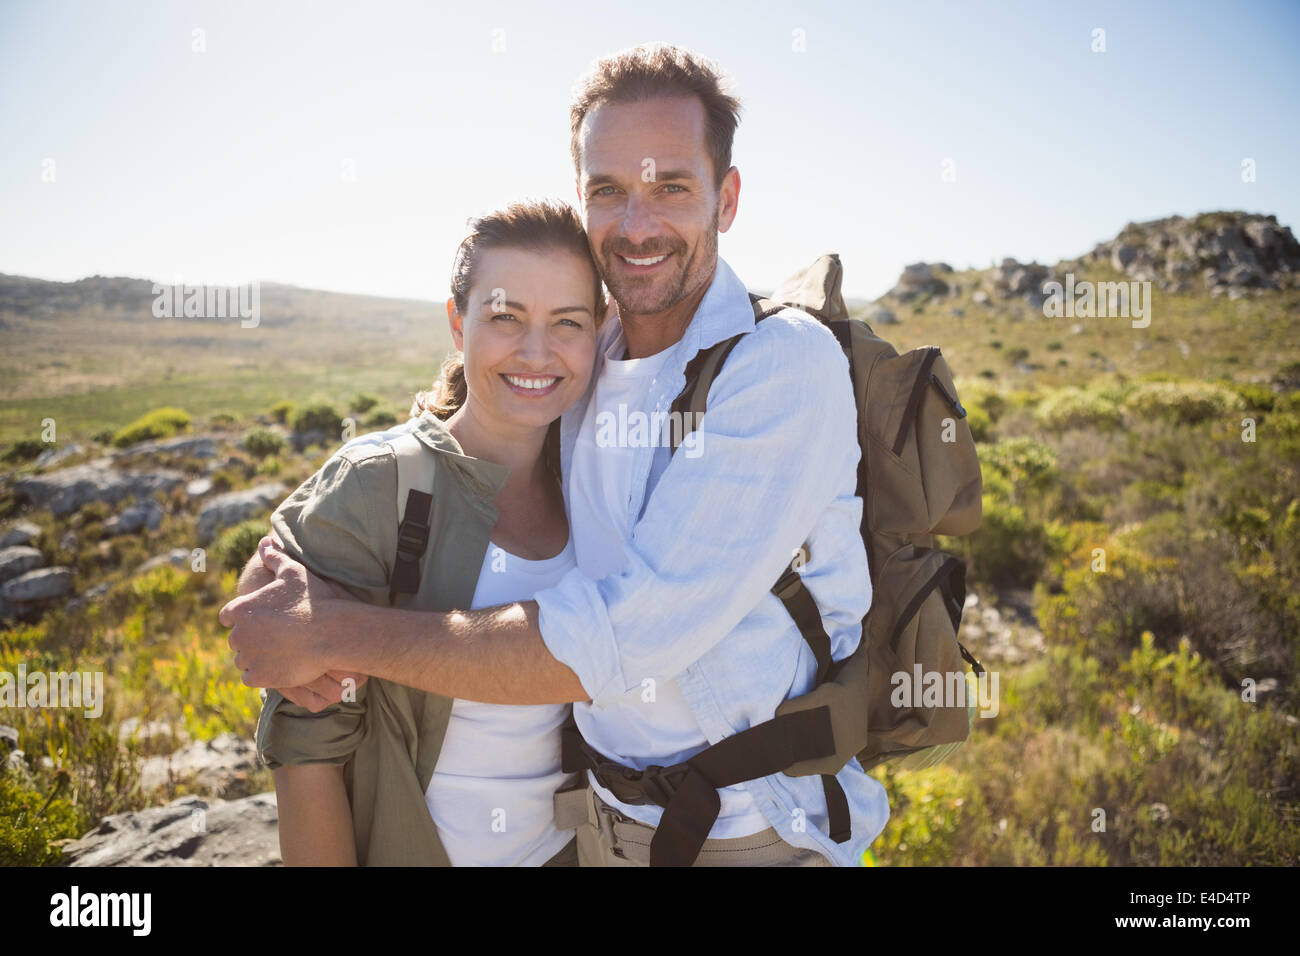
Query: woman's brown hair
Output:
[[413, 199, 605, 419]]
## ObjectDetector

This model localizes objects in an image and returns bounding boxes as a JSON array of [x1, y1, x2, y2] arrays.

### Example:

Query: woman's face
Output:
[[448, 245, 599, 432]]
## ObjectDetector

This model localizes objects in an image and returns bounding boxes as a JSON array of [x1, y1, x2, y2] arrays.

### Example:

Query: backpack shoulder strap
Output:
[[668, 293, 777, 455], [385, 430, 436, 602]]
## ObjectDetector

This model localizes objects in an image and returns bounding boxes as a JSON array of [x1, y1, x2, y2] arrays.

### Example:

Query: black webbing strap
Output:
[[772, 563, 833, 684], [563, 707, 848, 866], [388, 488, 432, 602]]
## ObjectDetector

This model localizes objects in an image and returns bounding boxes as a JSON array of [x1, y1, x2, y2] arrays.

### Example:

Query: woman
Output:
[[253, 198, 604, 866]]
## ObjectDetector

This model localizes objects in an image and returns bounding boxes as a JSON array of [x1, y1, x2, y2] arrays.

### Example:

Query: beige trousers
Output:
[[553, 782, 831, 867]]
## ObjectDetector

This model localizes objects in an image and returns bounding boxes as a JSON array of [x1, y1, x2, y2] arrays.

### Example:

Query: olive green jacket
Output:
[[255, 410, 523, 866]]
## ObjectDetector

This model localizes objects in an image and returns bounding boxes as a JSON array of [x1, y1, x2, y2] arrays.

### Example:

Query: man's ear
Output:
[[717, 165, 741, 234], [447, 297, 464, 351]]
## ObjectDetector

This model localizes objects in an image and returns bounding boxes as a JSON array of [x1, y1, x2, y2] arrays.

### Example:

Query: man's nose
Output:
[[618, 192, 658, 249]]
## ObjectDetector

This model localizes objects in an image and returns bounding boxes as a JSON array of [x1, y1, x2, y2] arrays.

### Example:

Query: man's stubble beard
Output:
[[602, 204, 720, 317]]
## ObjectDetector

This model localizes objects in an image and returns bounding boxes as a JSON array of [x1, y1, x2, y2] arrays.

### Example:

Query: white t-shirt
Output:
[[566, 327, 772, 837], [424, 534, 577, 866]]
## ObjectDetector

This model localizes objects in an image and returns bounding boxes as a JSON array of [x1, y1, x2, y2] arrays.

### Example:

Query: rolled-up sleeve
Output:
[[534, 313, 861, 703], [255, 452, 394, 768]]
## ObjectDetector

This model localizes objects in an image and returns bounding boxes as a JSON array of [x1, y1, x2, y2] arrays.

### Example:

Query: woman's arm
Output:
[[272, 763, 357, 866]]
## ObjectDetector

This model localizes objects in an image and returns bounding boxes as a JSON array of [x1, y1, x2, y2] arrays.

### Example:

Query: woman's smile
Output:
[[501, 373, 564, 397]]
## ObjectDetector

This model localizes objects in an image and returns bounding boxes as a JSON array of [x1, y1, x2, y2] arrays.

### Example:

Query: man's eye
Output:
[[663, 184, 685, 192], [491, 313, 517, 322], [558, 318, 582, 328], [593, 186, 616, 197]]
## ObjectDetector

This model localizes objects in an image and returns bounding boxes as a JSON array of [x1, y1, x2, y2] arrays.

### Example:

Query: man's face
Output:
[[575, 95, 738, 316]]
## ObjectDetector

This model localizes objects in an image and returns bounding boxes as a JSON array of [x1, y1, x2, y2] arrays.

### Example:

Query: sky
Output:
[[1, 0, 1297, 302]]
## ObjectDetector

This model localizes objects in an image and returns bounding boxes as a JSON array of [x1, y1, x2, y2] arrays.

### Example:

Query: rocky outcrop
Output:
[[886, 262, 953, 302], [138, 732, 260, 798], [113, 434, 218, 460], [1088, 212, 1300, 297], [13, 460, 183, 517], [195, 483, 285, 541], [60, 793, 281, 867]]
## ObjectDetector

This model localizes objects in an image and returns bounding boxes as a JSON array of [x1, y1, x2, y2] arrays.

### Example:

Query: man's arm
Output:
[[222, 315, 859, 709], [227, 540, 587, 704]]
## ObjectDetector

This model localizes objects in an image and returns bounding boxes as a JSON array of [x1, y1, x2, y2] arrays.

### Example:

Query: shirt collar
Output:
[[681, 255, 758, 358], [599, 255, 757, 366], [409, 409, 512, 498]]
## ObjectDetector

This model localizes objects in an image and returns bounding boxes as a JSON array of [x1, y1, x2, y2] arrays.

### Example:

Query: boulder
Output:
[[1, 521, 42, 548], [60, 793, 281, 867], [102, 500, 165, 537], [139, 732, 260, 797], [136, 548, 194, 575], [195, 483, 286, 542], [113, 434, 218, 460], [0, 545, 44, 582], [185, 477, 214, 498], [2, 566, 74, 602], [34, 443, 82, 469], [862, 303, 898, 325], [13, 461, 184, 517]]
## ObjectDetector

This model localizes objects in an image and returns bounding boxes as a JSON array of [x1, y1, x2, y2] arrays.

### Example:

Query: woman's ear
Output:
[[446, 297, 464, 351]]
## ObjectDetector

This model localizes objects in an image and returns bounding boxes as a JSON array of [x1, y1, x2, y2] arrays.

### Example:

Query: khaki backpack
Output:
[[669, 252, 985, 778]]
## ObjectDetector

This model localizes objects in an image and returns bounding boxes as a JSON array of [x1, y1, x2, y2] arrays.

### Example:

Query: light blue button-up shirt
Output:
[[534, 255, 889, 866]]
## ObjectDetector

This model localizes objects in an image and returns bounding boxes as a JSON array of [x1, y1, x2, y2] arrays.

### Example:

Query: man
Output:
[[222, 41, 888, 866]]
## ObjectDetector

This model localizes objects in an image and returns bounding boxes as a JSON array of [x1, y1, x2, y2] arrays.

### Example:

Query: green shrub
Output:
[[362, 408, 399, 429], [1125, 381, 1244, 426], [963, 403, 992, 442], [112, 407, 191, 447], [1035, 387, 1123, 431], [2, 439, 45, 463], [1006, 346, 1030, 365], [0, 766, 85, 865], [290, 403, 341, 436], [979, 437, 1059, 504], [213, 520, 268, 571], [1234, 383, 1276, 411], [350, 393, 380, 414], [268, 400, 296, 425], [962, 496, 1050, 589], [242, 428, 285, 459]]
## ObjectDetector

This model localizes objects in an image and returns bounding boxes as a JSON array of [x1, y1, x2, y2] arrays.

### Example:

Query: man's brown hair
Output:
[[568, 42, 742, 190]]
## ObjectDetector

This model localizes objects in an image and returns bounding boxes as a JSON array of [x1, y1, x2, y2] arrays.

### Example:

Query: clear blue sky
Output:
[[1, 0, 1297, 302]]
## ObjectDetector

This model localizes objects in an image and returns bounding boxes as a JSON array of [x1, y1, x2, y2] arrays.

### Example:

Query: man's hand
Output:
[[221, 535, 359, 691], [231, 540, 369, 710]]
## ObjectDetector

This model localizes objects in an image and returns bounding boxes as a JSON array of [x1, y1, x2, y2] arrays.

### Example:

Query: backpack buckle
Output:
[[773, 544, 810, 600], [638, 763, 690, 807]]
